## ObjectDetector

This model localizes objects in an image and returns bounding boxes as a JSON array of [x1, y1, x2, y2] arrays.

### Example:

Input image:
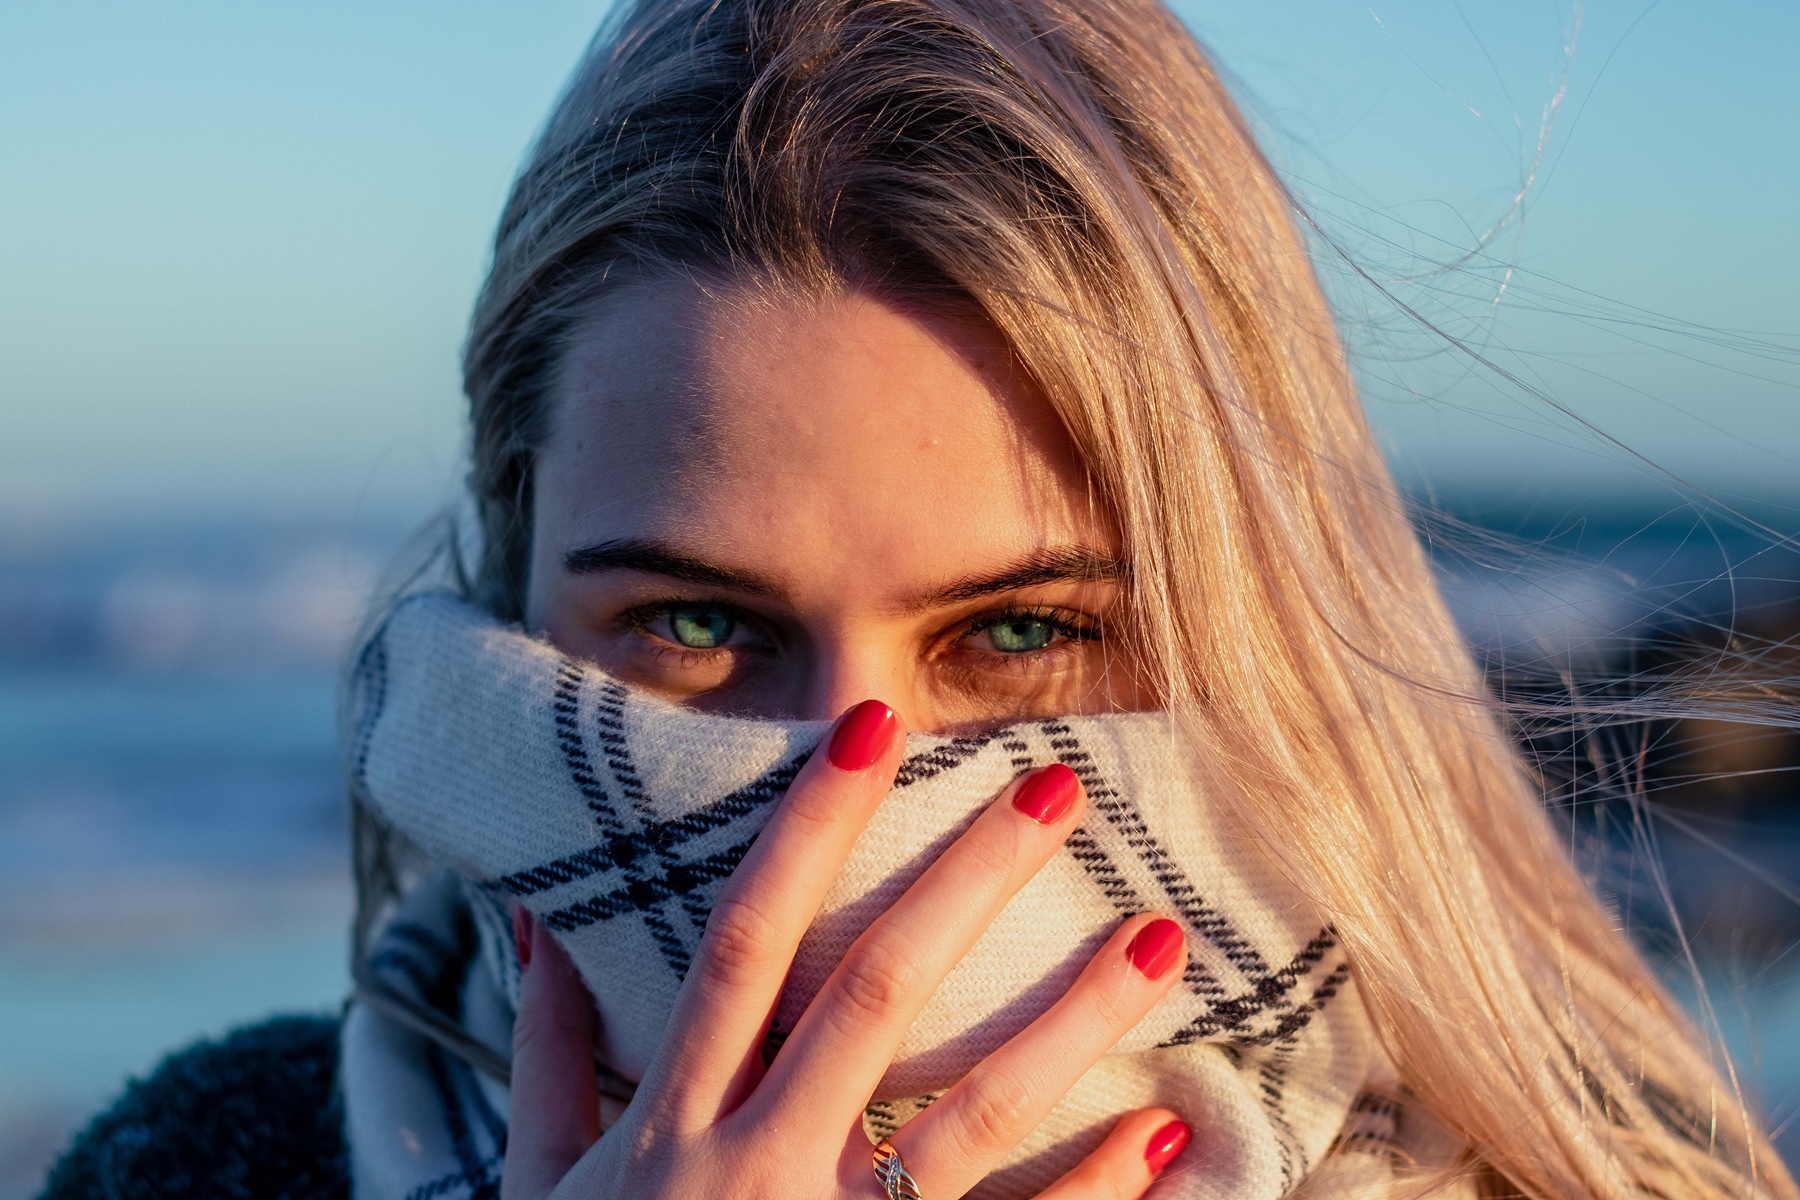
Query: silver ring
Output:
[[872, 1138, 924, 1200]]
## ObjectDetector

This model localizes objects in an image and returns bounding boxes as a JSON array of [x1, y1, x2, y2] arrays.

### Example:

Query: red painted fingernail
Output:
[[1144, 1118, 1191, 1173], [827, 700, 899, 771], [513, 906, 533, 972], [1126, 918, 1184, 979], [1012, 763, 1080, 824]]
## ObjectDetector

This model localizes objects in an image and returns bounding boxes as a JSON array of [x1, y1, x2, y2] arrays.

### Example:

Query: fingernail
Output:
[[827, 700, 899, 772], [1144, 1118, 1191, 1173], [513, 906, 533, 972], [1012, 763, 1080, 824], [1126, 918, 1184, 979]]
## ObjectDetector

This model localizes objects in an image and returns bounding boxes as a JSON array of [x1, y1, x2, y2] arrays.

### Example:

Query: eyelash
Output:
[[608, 600, 756, 665], [618, 599, 736, 627], [959, 604, 1101, 648], [612, 599, 1102, 665]]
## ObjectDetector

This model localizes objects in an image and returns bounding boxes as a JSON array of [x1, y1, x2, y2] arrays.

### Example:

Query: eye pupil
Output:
[[990, 618, 1054, 653], [669, 607, 735, 649]]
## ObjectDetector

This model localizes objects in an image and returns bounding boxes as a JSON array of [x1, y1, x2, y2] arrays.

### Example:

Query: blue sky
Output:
[[2, 0, 1795, 529]]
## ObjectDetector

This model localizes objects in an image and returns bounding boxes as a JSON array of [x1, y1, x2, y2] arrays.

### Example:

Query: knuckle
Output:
[[780, 775, 853, 832], [1069, 1159, 1136, 1200], [953, 1068, 1037, 1156], [955, 821, 1021, 887], [1081, 975, 1135, 1030], [511, 994, 581, 1063], [622, 1113, 686, 1170], [831, 937, 923, 1026], [635, 1080, 713, 1144], [700, 893, 783, 988], [510, 1004, 553, 1060]]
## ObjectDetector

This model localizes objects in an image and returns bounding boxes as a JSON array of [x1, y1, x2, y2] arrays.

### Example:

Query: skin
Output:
[[504, 279, 1192, 1200], [525, 280, 1152, 727]]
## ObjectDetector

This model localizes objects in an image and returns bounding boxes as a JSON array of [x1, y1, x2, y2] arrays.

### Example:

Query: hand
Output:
[[501, 700, 1194, 1200]]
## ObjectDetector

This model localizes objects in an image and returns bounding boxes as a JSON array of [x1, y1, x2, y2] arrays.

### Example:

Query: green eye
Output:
[[986, 617, 1057, 653], [667, 606, 736, 649]]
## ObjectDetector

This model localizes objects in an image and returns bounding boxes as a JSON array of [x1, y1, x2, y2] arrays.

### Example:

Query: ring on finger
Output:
[[872, 1139, 924, 1200]]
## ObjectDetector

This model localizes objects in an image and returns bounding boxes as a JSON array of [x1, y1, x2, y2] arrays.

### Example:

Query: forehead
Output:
[[537, 279, 1108, 596]]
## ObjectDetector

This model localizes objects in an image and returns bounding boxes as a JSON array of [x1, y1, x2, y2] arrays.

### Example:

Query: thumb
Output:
[[501, 907, 601, 1200]]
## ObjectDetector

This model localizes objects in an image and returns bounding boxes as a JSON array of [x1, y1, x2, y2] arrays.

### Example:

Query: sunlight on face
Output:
[[525, 279, 1148, 731]]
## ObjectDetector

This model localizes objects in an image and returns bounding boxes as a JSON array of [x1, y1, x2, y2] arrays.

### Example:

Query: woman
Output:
[[40, 0, 1794, 1196]]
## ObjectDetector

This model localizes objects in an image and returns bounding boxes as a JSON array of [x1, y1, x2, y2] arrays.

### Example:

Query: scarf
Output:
[[339, 591, 1473, 1200]]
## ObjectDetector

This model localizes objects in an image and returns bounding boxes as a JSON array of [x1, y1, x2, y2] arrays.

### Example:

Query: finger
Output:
[[711, 979, 781, 1118], [756, 762, 1087, 1123], [501, 908, 600, 1200], [891, 914, 1187, 1195], [641, 699, 905, 1123], [1033, 1109, 1193, 1200]]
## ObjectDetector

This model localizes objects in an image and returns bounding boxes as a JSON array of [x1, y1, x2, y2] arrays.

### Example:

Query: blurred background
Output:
[[1, 0, 1796, 1193]]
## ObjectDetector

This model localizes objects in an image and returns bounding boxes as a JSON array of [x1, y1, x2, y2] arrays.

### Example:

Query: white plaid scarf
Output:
[[339, 592, 1473, 1200]]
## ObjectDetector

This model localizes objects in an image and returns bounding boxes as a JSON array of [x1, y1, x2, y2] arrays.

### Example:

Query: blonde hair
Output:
[[431, 0, 1798, 1194]]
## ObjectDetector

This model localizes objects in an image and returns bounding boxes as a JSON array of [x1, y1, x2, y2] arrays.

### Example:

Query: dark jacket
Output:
[[37, 1015, 349, 1200]]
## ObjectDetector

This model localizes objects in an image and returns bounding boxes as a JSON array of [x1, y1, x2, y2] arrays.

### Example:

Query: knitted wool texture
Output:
[[339, 593, 1470, 1200]]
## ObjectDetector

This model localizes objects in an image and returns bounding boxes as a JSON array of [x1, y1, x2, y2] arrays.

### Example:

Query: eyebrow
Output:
[[562, 537, 1125, 607], [562, 538, 781, 596], [917, 546, 1128, 607]]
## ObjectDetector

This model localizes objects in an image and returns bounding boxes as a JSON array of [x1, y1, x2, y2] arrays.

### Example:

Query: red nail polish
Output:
[[513, 906, 533, 972], [1012, 763, 1080, 824], [1144, 1118, 1191, 1173], [1126, 918, 1184, 979], [827, 700, 899, 772]]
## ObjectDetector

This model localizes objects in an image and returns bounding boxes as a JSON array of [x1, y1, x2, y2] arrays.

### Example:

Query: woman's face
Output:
[[526, 278, 1148, 731]]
